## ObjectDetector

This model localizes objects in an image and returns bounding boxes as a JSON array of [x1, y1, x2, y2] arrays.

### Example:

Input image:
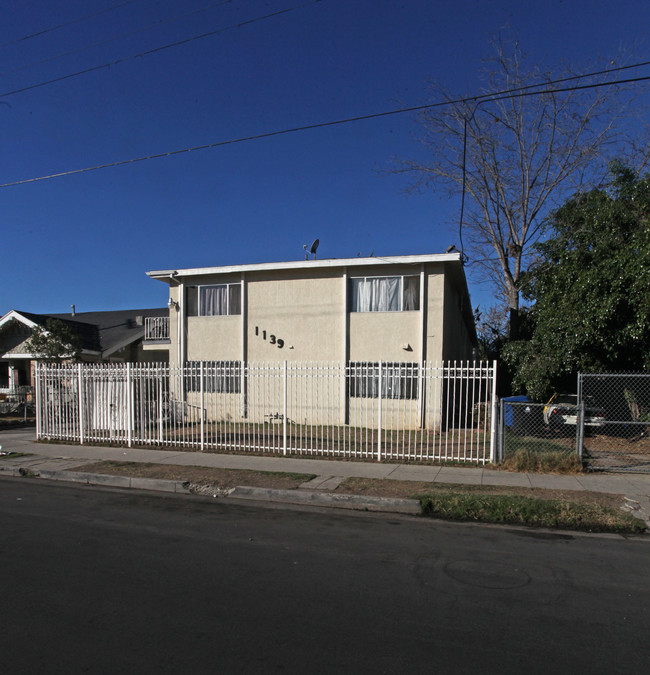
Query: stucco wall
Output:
[[186, 316, 241, 361], [168, 285, 181, 366], [441, 275, 474, 360], [348, 311, 420, 361], [425, 271, 445, 363], [246, 270, 342, 362]]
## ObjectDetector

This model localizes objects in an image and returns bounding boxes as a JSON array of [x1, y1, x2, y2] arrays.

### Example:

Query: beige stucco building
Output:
[[146, 253, 477, 366]]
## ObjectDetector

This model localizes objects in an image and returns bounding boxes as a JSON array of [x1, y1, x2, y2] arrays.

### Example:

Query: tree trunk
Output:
[[507, 284, 520, 341]]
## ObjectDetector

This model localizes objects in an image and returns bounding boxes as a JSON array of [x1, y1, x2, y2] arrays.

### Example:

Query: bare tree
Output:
[[398, 38, 645, 338]]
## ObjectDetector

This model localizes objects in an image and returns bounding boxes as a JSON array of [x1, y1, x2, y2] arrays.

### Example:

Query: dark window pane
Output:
[[229, 284, 241, 315], [403, 276, 420, 311], [186, 287, 199, 316]]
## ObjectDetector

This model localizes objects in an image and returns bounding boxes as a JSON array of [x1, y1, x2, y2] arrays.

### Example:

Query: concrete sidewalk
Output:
[[2, 427, 650, 524]]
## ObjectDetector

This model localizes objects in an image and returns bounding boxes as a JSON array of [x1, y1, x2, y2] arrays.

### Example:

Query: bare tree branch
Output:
[[396, 38, 647, 336]]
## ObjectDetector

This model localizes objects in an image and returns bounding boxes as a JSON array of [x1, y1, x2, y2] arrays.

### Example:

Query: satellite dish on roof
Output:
[[303, 238, 320, 260]]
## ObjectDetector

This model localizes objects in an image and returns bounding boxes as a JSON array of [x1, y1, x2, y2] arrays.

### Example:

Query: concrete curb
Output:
[[0, 465, 421, 515], [227, 485, 421, 514], [2, 466, 192, 495]]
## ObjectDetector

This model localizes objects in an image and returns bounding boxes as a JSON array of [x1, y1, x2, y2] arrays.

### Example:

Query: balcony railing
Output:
[[144, 316, 170, 343]]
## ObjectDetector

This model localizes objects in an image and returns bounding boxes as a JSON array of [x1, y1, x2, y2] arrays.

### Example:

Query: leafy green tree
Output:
[[25, 319, 82, 362], [504, 164, 650, 399]]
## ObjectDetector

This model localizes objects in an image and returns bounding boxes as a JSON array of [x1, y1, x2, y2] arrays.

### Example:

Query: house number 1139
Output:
[[255, 326, 284, 349]]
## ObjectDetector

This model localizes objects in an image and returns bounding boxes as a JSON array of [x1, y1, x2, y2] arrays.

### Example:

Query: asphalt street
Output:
[[1, 478, 648, 674]]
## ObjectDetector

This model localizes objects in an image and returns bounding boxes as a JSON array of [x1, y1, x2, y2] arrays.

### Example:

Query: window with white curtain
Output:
[[189, 283, 241, 316], [350, 275, 420, 312]]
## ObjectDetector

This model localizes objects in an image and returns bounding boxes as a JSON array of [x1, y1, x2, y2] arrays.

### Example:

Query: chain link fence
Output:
[[498, 375, 650, 473], [498, 400, 581, 467], [579, 374, 650, 472]]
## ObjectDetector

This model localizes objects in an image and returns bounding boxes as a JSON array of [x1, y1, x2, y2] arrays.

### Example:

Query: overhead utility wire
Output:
[[0, 0, 143, 48], [0, 0, 322, 99], [2, 72, 649, 189], [0, 25, 644, 101], [0, 0, 235, 80]]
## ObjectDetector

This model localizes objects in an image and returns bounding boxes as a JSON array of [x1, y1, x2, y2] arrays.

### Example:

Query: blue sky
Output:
[[1, 0, 648, 315]]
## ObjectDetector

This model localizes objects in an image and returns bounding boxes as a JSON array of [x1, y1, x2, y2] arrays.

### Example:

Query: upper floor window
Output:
[[187, 284, 241, 316], [350, 275, 419, 312]]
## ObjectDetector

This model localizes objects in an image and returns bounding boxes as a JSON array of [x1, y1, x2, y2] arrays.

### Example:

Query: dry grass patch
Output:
[[417, 492, 645, 534], [499, 449, 583, 474], [74, 461, 316, 490], [339, 476, 614, 506]]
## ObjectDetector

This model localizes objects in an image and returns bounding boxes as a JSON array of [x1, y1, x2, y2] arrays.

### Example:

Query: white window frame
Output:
[[197, 283, 241, 317], [349, 275, 419, 312]]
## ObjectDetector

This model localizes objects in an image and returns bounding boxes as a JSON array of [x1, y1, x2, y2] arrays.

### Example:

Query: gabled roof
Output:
[[0, 308, 168, 358]]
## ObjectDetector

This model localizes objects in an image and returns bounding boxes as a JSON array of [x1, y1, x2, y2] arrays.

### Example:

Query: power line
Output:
[[2, 72, 649, 189], [0, 0, 144, 49], [0, 1, 235, 80], [0, 0, 323, 99]]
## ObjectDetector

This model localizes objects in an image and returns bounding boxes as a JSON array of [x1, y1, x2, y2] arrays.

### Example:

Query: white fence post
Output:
[[126, 363, 133, 448], [377, 360, 382, 462], [158, 367, 164, 445], [489, 360, 498, 463], [78, 363, 84, 445], [200, 361, 205, 452], [283, 360, 288, 456], [35, 362, 41, 439]]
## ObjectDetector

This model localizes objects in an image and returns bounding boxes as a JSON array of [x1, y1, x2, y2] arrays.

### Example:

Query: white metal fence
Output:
[[35, 360, 497, 463]]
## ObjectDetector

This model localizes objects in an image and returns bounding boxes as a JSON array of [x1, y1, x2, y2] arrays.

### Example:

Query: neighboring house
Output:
[[146, 252, 477, 367], [0, 308, 169, 394]]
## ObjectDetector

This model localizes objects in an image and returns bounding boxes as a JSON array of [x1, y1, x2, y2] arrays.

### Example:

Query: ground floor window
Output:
[[185, 361, 241, 393], [348, 362, 419, 400]]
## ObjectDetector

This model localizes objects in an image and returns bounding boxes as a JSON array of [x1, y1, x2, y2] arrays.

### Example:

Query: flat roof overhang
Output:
[[147, 253, 462, 282]]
